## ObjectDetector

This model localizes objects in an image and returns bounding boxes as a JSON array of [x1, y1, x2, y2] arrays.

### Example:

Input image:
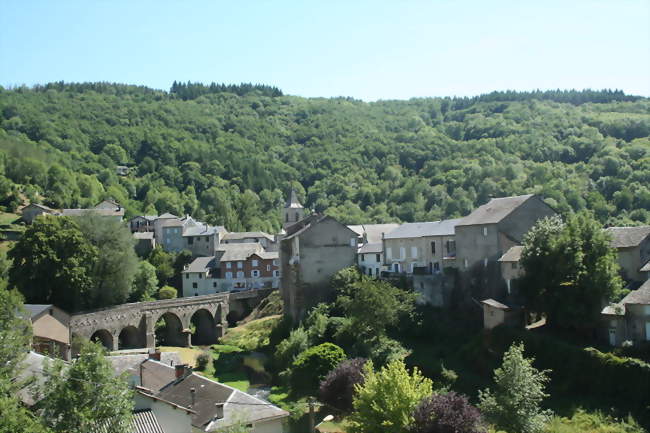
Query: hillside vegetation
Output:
[[0, 84, 648, 232]]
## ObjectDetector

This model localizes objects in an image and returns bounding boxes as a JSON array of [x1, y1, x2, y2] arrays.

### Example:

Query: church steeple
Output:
[[283, 189, 305, 229]]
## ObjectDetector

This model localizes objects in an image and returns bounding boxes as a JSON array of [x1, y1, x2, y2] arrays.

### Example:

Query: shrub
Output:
[[274, 326, 309, 371], [411, 392, 485, 433], [158, 285, 177, 299], [543, 409, 644, 433], [195, 351, 211, 371], [289, 342, 346, 396], [318, 358, 367, 413], [349, 359, 433, 433], [478, 342, 552, 433]]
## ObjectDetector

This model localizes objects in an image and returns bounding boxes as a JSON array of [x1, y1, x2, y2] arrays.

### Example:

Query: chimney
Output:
[[175, 364, 190, 379], [190, 387, 196, 407], [215, 403, 224, 419], [148, 349, 161, 361]]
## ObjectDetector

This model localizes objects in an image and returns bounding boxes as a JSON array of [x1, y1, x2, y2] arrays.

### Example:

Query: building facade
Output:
[[606, 226, 650, 284]]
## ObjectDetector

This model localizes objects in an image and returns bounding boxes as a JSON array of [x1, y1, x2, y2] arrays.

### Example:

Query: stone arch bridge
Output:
[[69, 289, 271, 351]]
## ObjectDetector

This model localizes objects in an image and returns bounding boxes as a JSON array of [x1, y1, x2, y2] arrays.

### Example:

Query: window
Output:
[[226, 262, 232, 269], [386, 247, 392, 259], [285, 213, 289, 222], [188, 237, 194, 245], [409, 263, 415, 273], [166, 238, 170, 244], [274, 270, 280, 277], [192, 282, 198, 289], [273, 259, 278, 266], [434, 262, 440, 272], [506, 279, 511, 294], [295, 212, 300, 221], [252, 260, 259, 267], [361, 254, 365, 261], [645, 306, 650, 315], [185, 274, 189, 279], [484, 258, 488, 268], [267, 264, 271, 271], [198, 273, 203, 279], [205, 236, 209, 242], [350, 238, 357, 247], [175, 228, 179, 234], [213, 282, 217, 288], [446, 240, 456, 254], [411, 246, 418, 258], [252, 270, 260, 278], [483, 227, 488, 236], [400, 247, 405, 260], [512, 262, 518, 269], [393, 263, 400, 273], [368, 268, 373, 276], [431, 241, 436, 254], [237, 262, 243, 269], [464, 258, 469, 268], [236, 271, 244, 278], [225, 271, 233, 279], [376, 254, 381, 262]]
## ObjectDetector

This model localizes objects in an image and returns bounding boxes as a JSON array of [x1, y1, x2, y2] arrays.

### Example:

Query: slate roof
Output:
[[139, 359, 178, 393], [24, 304, 52, 319], [359, 242, 383, 254], [457, 194, 535, 227], [223, 231, 274, 241], [641, 261, 650, 272], [216, 243, 264, 262], [158, 213, 178, 219], [23, 203, 55, 212], [285, 189, 303, 209], [256, 250, 279, 260], [61, 208, 124, 217], [17, 351, 66, 406], [481, 298, 511, 310], [131, 410, 165, 433], [348, 223, 400, 243], [183, 256, 217, 273], [601, 304, 626, 316], [605, 226, 650, 249], [619, 280, 650, 305], [183, 223, 219, 237], [107, 352, 182, 376], [383, 219, 461, 240], [498, 246, 524, 262]]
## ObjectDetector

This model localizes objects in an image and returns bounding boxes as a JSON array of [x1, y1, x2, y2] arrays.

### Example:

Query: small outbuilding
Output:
[[481, 298, 523, 330]]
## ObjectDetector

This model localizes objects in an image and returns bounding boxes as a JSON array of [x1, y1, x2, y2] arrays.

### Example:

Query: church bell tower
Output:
[[282, 189, 305, 230]]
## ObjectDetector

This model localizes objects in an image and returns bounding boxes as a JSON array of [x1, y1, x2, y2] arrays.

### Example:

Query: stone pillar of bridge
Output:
[[143, 312, 156, 349], [108, 332, 119, 352]]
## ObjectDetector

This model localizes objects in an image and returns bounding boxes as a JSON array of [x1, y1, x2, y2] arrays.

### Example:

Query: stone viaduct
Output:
[[69, 289, 272, 352]]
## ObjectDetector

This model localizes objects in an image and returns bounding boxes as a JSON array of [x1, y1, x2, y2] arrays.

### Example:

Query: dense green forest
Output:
[[0, 83, 648, 233]]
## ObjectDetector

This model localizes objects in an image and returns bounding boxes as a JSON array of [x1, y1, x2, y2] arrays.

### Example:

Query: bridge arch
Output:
[[190, 309, 216, 345], [90, 329, 114, 351], [155, 311, 187, 347], [118, 325, 144, 350]]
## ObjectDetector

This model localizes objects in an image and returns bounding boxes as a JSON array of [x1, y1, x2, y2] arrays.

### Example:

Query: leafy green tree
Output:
[[349, 360, 433, 433], [478, 342, 552, 433], [520, 213, 624, 329], [158, 285, 177, 299], [38, 340, 133, 433], [76, 215, 138, 307], [130, 260, 159, 301], [8, 216, 97, 312], [148, 247, 175, 286], [289, 342, 346, 395]]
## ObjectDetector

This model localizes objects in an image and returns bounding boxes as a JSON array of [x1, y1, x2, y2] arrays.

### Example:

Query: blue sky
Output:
[[1, 1, 648, 100]]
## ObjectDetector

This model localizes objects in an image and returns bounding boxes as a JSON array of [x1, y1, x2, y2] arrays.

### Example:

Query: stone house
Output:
[[182, 244, 279, 296], [153, 213, 182, 245], [605, 226, 650, 284], [24, 304, 71, 360], [21, 203, 58, 224], [480, 298, 524, 330], [136, 358, 289, 433], [161, 216, 226, 256], [134, 231, 156, 256], [382, 219, 460, 275], [358, 243, 384, 277], [601, 279, 650, 346], [222, 231, 276, 250], [455, 194, 556, 300], [61, 199, 125, 222], [348, 223, 400, 246], [280, 214, 358, 320], [497, 245, 524, 297], [129, 215, 157, 232]]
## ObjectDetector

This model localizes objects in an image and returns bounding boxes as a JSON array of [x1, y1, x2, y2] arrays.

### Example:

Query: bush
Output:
[[411, 392, 485, 433], [289, 343, 346, 396], [544, 409, 644, 433], [158, 285, 177, 299], [319, 358, 367, 413], [274, 326, 309, 371], [195, 351, 212, 371]]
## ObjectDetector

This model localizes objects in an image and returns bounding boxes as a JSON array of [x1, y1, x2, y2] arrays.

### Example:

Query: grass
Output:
[[0, 211, 19, 226], [220, 314, 281, 351]]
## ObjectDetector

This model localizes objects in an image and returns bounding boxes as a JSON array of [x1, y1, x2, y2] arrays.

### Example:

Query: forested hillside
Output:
[[0, 83, 648, 232]]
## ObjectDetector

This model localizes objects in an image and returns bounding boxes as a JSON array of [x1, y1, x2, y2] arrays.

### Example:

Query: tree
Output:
[[520, 213, 624, 329], [319, 358, 366, 413], [411, 392, 485, 433], [158, 285, 177, 299], [8, 216, 98, 312], [148, 247, 174, 286], [478, 342, 551, 433], [289, 342, 346, 395], [130, 260, 158, 302], [349, 360, 433, 433], [38, 340, 133, 433], [335, 268, 417, 340], [76, 215, 138, 307]]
